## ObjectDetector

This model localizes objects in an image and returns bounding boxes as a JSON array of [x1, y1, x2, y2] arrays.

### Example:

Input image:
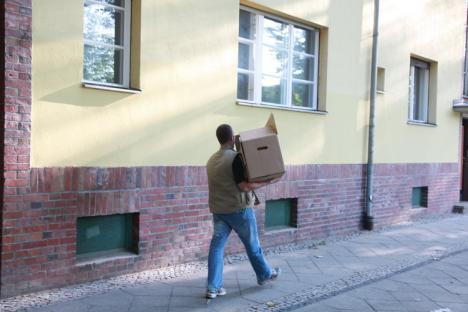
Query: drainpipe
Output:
[[363, 0, 380, 231]]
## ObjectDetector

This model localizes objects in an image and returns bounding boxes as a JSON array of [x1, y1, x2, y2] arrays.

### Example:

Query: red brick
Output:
[[4, 179, 29, 187]]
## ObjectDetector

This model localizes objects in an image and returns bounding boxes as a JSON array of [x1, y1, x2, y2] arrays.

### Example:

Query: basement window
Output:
[[76, 213, 139, 262], [412, 187, 428, 208], [265, 198, 298, 230]]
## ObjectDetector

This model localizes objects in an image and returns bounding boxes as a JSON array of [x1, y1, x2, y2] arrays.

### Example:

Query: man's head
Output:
[[216, 124, 234, 145]]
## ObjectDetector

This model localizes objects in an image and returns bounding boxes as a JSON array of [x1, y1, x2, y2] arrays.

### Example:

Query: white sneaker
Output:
[[258, 267, 281, 286], [206, 287, 227, 299]]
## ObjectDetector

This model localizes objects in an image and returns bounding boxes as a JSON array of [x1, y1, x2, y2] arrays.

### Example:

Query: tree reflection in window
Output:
[[83, 1, 128, 86]]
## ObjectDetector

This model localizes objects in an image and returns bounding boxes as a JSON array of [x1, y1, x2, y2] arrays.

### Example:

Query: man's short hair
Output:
[[216, 124, 233, 145]]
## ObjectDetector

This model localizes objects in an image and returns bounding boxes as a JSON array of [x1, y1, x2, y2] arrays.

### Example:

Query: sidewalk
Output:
[[2, 215, 468, 312]]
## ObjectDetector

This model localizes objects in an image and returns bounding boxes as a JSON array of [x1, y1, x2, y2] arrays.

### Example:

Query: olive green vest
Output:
[[206, 148, 251, 214]]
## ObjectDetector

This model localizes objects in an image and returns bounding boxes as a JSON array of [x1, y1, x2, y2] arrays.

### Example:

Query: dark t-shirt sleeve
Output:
[[232, 154, 246, 184]]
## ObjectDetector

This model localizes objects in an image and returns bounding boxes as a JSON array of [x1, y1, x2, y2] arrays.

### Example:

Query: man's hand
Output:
[[237, 177, 281, 192]]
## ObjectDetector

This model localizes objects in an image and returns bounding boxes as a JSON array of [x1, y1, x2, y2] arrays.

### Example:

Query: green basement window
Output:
[[76, 213, 139, 261], [412, 186, 428, 208], [265, 198, 298, 231]]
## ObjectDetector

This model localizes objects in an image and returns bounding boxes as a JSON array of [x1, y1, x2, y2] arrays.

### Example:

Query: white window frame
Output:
[[237, 6, 320, 111], [408, 58, 430, 123], [464, 18, 468, 97], [83, 0, 132, 88]]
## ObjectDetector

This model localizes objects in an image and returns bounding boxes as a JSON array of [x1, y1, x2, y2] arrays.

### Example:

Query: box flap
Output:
[[265, 113, 278, 134], [238, 114, 278, 141]]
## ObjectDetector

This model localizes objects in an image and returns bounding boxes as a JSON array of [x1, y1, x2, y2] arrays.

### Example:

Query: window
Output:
[[409, 58, 430, 122], [237, 8, 319, 110], [83, 0, 131, 87], [77, 213, 139, 261], [411, 187, 428, 208], [377, 67, 385, 93], [265, 198, 298, 230]]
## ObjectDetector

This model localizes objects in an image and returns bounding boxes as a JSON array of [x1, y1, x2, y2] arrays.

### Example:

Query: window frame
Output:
[[464, 16, 468, 97], [83, 0, 132, 88], [408, 58, 430, 123], [237, 6, 320, 111]]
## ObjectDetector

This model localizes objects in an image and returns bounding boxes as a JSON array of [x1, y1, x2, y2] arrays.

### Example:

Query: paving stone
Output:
[[388, 289, 427, 302], [349, 287, 395, 301], [81, 290, 133, 307], [436, 302, 468, 312], [365, 299, 407, 311], [121, 283, 173, 296], [398, 300, 445, 312], [169, 295, 211, 309], [208, 297, 253, 312], [88, 306, 130, 312], [131, 295, 171, 307], [172, 286, 207, 297], [320, 294, 374, 310], [241, 287, 286, 303], [129, 306, 168, 312]]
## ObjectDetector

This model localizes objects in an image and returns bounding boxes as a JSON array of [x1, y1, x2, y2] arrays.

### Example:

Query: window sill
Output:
[[264, 226, 297, 234], [407, 120, 437, 127], [82, 83, 142, 94], [237, 101, 327, 115], [76, 249, 138, 266]]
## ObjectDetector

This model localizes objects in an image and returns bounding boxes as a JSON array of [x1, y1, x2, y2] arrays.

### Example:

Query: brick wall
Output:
[[0, 0, 462, 299], [1, 0, 33, 298], [1, 162, 460, 297]]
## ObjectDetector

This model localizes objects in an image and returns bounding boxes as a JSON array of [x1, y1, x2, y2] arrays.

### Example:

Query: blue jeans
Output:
[[207, 208, 272, 291]]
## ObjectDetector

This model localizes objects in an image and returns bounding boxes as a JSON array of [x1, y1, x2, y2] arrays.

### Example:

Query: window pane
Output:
[[293, 27, 314, 54], [84, 3, 124, 45], [238, 43, 253, 70], [237, 73, 254, 101], [293, 55, 314, 81], [84, 45, 123, 84], [412, 66, 429, 121], [77, 213, 137, 256], [292, 82, 314, 108], [263, 18, 289, 49], [262, 46, 288, 77], [262, 76, 287, 105], [91, 0, 124, 7], [239, 10, 255, 39]]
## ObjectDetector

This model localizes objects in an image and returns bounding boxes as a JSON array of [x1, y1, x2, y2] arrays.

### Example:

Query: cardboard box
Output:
[[235, 114, 285, 182]]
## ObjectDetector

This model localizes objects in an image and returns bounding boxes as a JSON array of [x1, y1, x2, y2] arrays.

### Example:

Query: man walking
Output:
[[205, 124, 280, 299]]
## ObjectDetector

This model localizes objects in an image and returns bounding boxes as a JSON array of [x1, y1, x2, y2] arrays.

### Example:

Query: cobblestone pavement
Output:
[[1, 215, 468, 312]]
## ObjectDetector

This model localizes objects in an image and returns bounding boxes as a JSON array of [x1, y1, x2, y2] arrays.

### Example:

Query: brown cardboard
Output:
[[235, 114, 285, 182]]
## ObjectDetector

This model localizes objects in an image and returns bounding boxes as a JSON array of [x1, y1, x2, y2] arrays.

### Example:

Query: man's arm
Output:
[[237, 180, 270, 192]]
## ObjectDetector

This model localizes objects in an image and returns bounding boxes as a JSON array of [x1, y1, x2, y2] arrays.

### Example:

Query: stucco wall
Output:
[[31, 0, 465, 167]]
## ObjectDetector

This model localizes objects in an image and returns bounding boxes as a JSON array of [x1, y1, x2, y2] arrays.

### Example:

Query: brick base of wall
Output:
[[0, 162, 459, 298]]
